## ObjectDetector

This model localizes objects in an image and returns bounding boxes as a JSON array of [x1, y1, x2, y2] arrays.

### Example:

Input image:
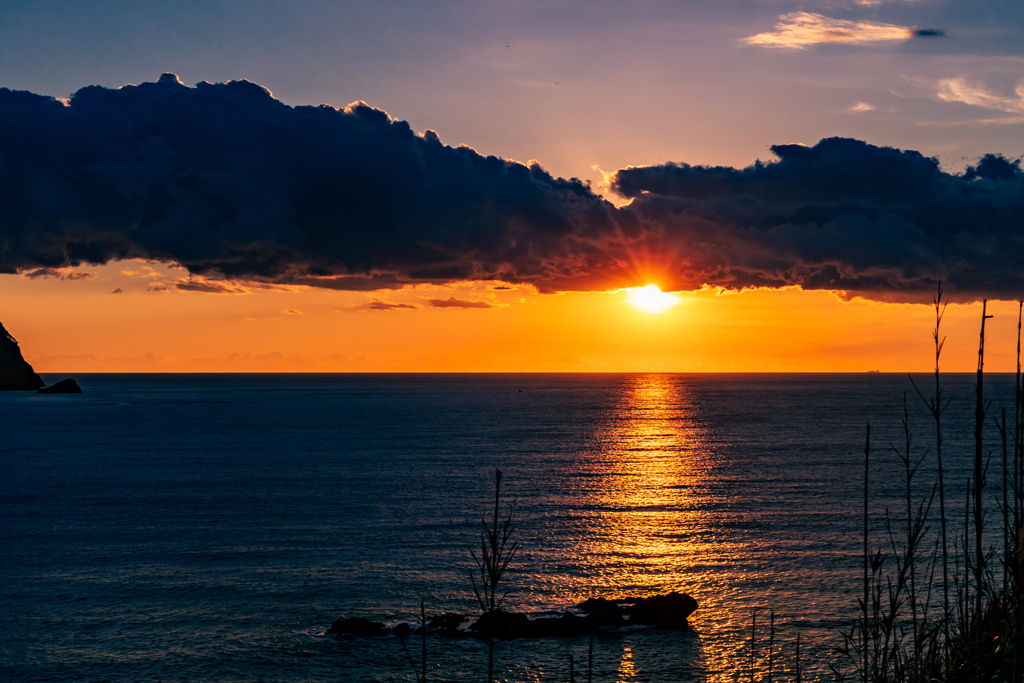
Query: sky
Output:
[[1, 0, 1023, 372]]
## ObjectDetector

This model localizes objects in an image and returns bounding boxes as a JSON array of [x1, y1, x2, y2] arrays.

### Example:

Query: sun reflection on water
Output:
[[589, 374, 713, 590], [566, 374, 752, 681], [617, 646, 635, 681]]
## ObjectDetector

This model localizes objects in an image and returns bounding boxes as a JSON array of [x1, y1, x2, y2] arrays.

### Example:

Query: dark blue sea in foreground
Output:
[[1, 373, 1018, 682]]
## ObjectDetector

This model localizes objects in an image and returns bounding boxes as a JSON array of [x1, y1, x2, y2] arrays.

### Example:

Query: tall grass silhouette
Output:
[[832, 288, 1024, 683]]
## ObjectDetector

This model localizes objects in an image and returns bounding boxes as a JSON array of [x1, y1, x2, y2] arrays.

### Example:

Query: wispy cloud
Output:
[[848, 102, 876, 113], [426, 297, 494, 309], [936, 77, 1024, 114], [742, 12, 938, 49], [175, 277, 249, 294], [21, 267, 95, 280], [366, 299, 420, 310], [281, 309, 304, 315]]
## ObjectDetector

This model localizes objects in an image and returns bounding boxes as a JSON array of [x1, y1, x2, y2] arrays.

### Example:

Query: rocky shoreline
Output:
[[326, 591, 698, 640]]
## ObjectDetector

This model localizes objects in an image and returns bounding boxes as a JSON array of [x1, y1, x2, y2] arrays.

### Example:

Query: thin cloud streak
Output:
[[936, 77, 1024, 114], [742, 12, 919, 49], [426, 297, 494, 309], [366, 299, 419, 310]]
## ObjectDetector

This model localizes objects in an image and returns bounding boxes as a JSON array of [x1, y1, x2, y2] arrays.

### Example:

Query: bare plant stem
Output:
[[910, 282, 951, 663], [469, 470, 518, 683], [901, 394, 920, 674], [1016, 302, 1022, 538], [1001, 407, 1009, 596], [934, 285, 950, 660], [588, 632, 594, 683], [863, 423, 870, 683], [975, 300, 992, 623], [966, 477, 972, 629], [751, 608, 758, 683], [795, 632, 801, 683]]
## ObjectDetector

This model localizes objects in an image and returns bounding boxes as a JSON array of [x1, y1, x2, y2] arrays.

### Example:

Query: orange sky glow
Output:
[[6, 259, 1021, 374], [3, 2, 1022, 374]]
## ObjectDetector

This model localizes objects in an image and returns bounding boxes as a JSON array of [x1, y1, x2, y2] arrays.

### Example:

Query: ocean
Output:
[[1, 373, 1018, 682]]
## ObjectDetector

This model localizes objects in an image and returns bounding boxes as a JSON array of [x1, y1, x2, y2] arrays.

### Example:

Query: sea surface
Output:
[[1, 372, 1020, 682]]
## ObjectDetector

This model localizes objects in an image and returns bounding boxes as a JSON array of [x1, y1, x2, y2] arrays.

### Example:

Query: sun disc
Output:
[[625, 285, 681, 314]]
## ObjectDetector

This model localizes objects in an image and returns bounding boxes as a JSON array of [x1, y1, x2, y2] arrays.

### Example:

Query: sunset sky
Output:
[[1, 0, 1023, 372]]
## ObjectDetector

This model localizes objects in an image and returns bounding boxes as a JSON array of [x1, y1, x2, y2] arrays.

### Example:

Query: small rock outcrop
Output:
[[625, 591, 699, 628], [327, 617, 386, 637], [0, 321, 44, 391], [37, 378, 82, 394]]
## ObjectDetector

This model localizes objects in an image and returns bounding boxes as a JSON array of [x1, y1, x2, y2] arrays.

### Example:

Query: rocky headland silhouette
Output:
[[0, 321, 44, 391], [0, 320, 80, 393]]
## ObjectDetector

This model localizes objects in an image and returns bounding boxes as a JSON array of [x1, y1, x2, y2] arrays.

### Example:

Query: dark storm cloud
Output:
[[2, 75, 1023, 303], [612, 138, 1024, 302], [426, 297, 494, 309], [914, 28, 947, 38], [0, 73, 618, 291]]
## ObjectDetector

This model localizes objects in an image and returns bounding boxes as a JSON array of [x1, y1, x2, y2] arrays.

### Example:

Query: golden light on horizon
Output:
[[625, 285, 681, 314]]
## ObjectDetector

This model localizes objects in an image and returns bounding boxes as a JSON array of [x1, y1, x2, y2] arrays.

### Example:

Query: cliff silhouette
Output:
[[0, 321, 44, 390]]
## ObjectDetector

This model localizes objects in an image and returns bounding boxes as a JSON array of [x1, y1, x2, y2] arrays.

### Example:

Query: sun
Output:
[[625, 285, 681, 314]]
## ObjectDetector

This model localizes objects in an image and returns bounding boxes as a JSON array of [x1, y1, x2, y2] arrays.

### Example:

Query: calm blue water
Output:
[[1, 373, 1018, 682]]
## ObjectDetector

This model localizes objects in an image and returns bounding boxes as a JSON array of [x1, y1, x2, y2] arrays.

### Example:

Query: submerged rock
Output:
[[327, 617, 386, 637], [521, 611, 596, 638], [37, 378, 82, 394], [0, 321, 43, 391], [576, 597, 620, 612], [469, 609, 531, 639], [427, 612, 468, 635]]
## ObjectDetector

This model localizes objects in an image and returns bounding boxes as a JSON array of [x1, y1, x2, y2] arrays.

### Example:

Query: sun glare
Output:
[[625, 285, 681, 314]]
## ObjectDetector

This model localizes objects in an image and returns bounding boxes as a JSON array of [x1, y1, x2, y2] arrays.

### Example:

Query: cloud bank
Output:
[[2, 75, 1023, 302], [0, 73, 619, 292], [613, 138, 1024, 302]]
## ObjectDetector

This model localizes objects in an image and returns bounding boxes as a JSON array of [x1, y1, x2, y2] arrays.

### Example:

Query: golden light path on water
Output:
[[520, 373, 831, 682]]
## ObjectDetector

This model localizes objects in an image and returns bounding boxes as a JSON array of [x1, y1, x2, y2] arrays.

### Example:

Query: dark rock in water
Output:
[[469, 610, 531, 640], [576, 597, 620, 612], [523, 612, 595, 638], [392, 623, 413, 638], [37, 378, 82, 394], [327, 617, 386, 637], [427, 612, 468, 635], [0, 321, 44, 391], [625, 591, 698, 629]]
